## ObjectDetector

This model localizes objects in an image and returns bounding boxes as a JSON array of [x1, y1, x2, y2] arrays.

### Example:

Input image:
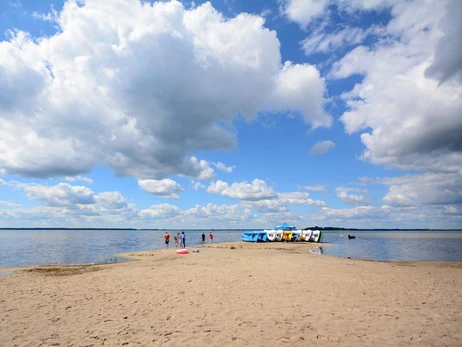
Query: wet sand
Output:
[[1, 242, 461, 346]]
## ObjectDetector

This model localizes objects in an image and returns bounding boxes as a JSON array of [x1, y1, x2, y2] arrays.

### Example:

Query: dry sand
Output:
[[1, 242, 461, 346]]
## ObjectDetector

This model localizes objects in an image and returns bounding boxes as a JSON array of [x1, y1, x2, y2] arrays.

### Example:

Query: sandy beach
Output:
[[1, 242, 461, 346]]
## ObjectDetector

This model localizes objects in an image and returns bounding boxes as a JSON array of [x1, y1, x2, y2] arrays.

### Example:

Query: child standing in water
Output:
[[209, 231, 213, 243]]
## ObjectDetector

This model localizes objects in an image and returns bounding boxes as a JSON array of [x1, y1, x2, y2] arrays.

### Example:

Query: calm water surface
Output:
[[0, 229, 242, 268], [318, 231, 462, 262], [1, 229, 461, 268]]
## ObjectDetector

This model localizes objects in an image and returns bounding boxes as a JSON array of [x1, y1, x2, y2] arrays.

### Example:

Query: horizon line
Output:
[[1, 227, 461, 231]]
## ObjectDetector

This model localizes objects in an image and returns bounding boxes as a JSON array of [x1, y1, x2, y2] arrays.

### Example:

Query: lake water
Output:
[[0, 229, 242, 268], [318, 231, 462, 262], [0, 229, 461, 268]]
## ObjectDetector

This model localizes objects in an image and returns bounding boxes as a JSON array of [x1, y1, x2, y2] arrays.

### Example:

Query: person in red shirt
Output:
[[164, 232, 170, 249], [209, 231, 213, 243]]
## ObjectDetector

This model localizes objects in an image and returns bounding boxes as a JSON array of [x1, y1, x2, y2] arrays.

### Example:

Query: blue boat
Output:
[[241, 231, 267, 242], [291, 231, 300, 241]]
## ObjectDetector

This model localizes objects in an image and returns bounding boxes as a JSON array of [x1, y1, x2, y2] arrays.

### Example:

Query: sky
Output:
[[0, 0, 461, 229]]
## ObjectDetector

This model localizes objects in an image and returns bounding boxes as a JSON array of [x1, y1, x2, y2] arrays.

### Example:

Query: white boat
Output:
[[265, 229, 277, 241], [263, 229, 285, 241], [275, 230, 283, 242], [300, 229, 313, 242], [309, 230, 323, 243]]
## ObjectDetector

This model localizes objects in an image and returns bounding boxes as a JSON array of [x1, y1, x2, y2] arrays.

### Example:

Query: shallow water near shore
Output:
[[0, 229, 461, 268], [319, 231, 462, 261], [0, 229, 242, 268]]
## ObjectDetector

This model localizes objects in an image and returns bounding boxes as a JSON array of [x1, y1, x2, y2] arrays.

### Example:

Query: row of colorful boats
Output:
[[241, 223, 323, 243]]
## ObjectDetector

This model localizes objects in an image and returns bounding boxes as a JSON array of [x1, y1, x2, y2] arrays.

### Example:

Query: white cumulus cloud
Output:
[[32, 6, 58, 22], [213, 162, 235, 173], [7, 181, 135, 220], [0, 200, 20, 207], [185, 203, 250, 222], [95, 191, 130, 210], [303, 184, 327, 191], [242, 199, 288, 213], [242, 191, 325, 213], [280, 0, 330, 28], [313, 203, 462, 229], [278, 192, 326, 206], [378, 172, 462, 206], [424, 0, 462, 84], [138, 178, 184, 199], [336, 187, 367, 206], [0, 0, 330, 180], [329, 0, 462, 173], [65, 175, 93, 184], [190, 180, 205, 191], [320, 205, 391, 220], [281, 0, 394, 29], [207, 179, 277, 201], [11, 182, 95, 207], [302, 27, 376, 55], [139, 203, 181, 219], [309, 140, 335, 155]]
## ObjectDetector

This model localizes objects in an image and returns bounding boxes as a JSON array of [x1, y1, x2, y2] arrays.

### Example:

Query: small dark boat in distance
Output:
[[348, 235, 356, 239]]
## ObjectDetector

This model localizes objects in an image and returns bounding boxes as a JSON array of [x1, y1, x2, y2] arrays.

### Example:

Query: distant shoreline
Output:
[[1, 227, 461, 231]]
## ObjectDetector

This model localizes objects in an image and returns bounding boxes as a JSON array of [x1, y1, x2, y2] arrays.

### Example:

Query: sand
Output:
[[1, 242, 461, 346]]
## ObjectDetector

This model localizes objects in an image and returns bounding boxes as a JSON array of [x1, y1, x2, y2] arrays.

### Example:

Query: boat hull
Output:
[[241, 231, 267, 242]]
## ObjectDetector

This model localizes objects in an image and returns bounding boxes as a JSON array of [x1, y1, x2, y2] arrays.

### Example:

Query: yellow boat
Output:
[[282, 231, 293, 241]]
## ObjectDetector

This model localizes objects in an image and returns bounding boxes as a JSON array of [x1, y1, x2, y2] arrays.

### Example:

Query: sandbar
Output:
[[1, 242, 461, 346]]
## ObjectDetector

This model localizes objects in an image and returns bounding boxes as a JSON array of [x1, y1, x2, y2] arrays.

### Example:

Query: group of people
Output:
[[201, 232, 213, 244], [163, 231, 185, 249], [164, 231, 213, 249]]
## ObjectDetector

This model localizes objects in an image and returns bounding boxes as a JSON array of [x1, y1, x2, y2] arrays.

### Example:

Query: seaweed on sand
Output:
[[24, 265, 101, 276]]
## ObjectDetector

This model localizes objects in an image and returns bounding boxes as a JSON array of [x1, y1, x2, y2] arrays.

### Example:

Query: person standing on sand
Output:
[[164, 231, 170, 249], [181, 231, 186, 248], [209, 231, 213, 243], [201, 232, 206, 245], [177, 233, 182, 248]]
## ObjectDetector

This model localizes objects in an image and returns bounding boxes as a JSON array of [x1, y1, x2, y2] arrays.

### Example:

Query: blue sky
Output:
[[0, 0, 461, 229]]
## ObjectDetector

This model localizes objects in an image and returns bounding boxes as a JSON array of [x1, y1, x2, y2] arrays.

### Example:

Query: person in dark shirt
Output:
[[181, 231, 186, 248]]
